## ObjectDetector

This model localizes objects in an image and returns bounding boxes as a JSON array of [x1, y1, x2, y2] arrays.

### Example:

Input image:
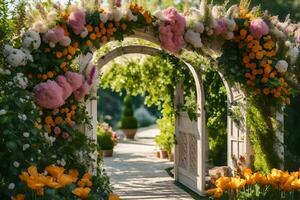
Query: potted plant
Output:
[[155, 117, 175, 161], [97, 123, 117, 157], [120, 95, 138, 139]]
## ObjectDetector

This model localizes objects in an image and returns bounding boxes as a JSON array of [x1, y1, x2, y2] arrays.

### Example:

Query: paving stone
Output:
[[104, 126, 194, 200]]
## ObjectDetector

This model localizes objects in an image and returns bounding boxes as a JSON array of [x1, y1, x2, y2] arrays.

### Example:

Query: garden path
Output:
[[103, 125, 195, 200]]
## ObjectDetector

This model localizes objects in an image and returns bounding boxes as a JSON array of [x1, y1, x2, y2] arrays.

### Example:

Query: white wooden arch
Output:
[[85, 29, 252, 194]]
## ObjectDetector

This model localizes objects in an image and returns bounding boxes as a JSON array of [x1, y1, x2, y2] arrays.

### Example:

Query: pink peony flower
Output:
[[43, 26, 65, 44], [68, 9, 86, 35], [214, 19, 228, 35], [158, 7, 186, 54], [65, 72, 84, 91], [56, 75, 73, 100], [33, 80, 65, 109], [162, 8, 185, 34], [54, 126, 62, 136], [62, 132, 70, 139], [250, 18, 269, 39], [74, 81, 91, 101]]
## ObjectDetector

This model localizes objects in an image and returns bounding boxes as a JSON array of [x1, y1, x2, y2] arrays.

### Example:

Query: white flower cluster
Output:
[[18, 113, 27, 121], [184, 0, 238, 49], [13, 73, 28, 89], [99, 7, 138, 24], [3, 29, 41, 67], [41, 132, 56, 146], [57, 158, 66, 166]]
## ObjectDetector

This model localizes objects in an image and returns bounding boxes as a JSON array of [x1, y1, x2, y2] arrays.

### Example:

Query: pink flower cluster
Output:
[[43, 26, 71, 47], [34, 68, 97, 109], [68, 9, 86, 35], [214, 19, 229, 35], [250, 18, 269, 39], [158, 8, 186, 54]]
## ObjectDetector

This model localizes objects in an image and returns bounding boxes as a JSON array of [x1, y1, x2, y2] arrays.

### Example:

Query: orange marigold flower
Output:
[[86, 24, 93, 32], [45, 116, 53, 125], [89, 33, 97, 40], [55, 116, 63, 125], [56, 51, 63, 58]]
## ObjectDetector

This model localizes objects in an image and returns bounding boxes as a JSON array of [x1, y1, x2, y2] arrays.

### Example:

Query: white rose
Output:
[[184, 29, 203, 48], [275, 60, 288, 73], [22, 29, 41, 50], [80, 28, 88, 38], [287, 47, 299, 65], [193, 22, 204, 33], [113, 8, 122, 22], [100, 12, 110, 23]]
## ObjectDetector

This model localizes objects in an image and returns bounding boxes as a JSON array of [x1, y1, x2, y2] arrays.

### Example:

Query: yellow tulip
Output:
[[214, 188, 223, 198], [253, 172, 269, 185], [230, 177, 246, 190], [45, 165, 65, 178], [72, 187, 91, 199], [291, 179, 300, 190], [216, 176, 231, 190]]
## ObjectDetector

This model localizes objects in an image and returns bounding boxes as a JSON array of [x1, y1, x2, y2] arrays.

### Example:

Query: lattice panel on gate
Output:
[[189, 134, 198, 175], [178, 131, 188, 170]]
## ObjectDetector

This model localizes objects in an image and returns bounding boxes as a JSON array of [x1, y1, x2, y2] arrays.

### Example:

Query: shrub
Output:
[[97, 123, 117, 150], [155, 116, 175, 154], [120, 95, 138, 129]]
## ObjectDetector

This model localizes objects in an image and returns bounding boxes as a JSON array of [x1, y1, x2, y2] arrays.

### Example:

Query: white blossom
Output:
[[80, 28, 88, 38], [286, 46, 299, 65], [185, 30, 203, 48], [22, 29, 41, 50], [13, 161, 20, 168], [193, 22, 205, 33], [13, 73, 28, 89], [8, 183, 15, 190], [22, 144, 30, 151], [112, 8, 122, 22], [32, 21, 48, 33], [275, 60, 289, 73], [100, 12, 110, 23], [23, 132, 30, 138], [3, 45, 27, 67], [0, 109, 7, 115]]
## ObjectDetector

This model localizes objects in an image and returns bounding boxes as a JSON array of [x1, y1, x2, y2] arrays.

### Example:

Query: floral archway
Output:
[[1, 0, 299, 199]]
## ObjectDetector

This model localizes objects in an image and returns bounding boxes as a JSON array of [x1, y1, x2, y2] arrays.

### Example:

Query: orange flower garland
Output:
[[234, 17, 291, 105]]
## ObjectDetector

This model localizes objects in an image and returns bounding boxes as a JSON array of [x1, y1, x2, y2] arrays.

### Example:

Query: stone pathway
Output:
[[103, 125, 194, 200]]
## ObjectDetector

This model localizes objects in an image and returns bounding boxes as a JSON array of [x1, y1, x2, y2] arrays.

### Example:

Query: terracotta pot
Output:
[[102, 150, 113, 157], [160, 149, 168, 159], [168, 152, 174, 161], [122, 129, 137, 139], [155, 150, 161, 158]]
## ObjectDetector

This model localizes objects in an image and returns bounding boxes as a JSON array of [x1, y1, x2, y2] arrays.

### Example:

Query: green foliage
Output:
[[121, 95, 138, 129], [155, 116, 175, 153], [246, 97, 281, 172], [203, 67, 227, 166], [97, 133, 114, 150]]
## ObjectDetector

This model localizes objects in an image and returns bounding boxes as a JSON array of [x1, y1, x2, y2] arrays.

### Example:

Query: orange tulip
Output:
[[72, 187, 91, 199], [11, 194, 26, 200], [45, 165, 65, 179]]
